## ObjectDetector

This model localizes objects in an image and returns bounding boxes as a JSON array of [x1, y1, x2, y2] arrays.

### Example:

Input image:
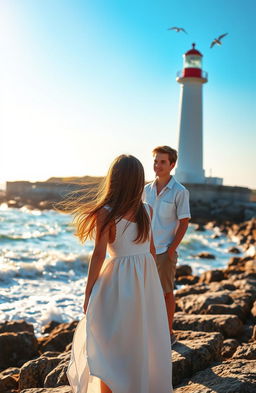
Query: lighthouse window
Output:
[[185, 55, 201, 69]]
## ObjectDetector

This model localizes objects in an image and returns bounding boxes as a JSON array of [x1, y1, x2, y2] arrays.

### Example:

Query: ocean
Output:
[[0, 203, 241, 336]]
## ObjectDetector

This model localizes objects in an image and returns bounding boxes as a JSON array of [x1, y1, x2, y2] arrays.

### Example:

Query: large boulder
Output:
[[38, 321, 78, 353], [199, 270, 225, 284], [173, 313, 243, 338], [176, 265, 192, 277], [221, 339, 240, 359], [41, 321, 61, 335], [44, 352, 70, 388], [0, 332, 38, 370], [0, 320, 34, 334], [172, 330, 223, 387], [176, 291, 233, 314], [232, 343, 256, 360], [19, 356, 61, 390], [174, 360, 256, 392], [0, 367, 19, 392]]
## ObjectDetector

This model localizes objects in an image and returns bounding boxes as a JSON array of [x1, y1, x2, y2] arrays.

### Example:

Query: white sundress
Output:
[[67, 205, 173, 393]]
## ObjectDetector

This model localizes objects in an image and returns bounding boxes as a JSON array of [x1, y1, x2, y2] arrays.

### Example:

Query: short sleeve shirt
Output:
[[144, 176, 191, 254]]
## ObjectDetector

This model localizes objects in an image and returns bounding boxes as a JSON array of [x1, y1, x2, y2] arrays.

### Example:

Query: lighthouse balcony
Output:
[[176, 69, 208, 79]]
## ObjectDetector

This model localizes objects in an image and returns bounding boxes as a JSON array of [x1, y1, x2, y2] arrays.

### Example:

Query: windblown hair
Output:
[[152, 145, 178, 164], [58, 155, 150, 244]]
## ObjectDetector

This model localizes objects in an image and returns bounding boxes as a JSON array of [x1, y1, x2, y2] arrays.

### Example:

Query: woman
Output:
[[66, 154, 172, 393]]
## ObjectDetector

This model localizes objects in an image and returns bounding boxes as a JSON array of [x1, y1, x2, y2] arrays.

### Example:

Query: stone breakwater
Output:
[[0, 219, 256, 393], [2, 180, 256, 223]]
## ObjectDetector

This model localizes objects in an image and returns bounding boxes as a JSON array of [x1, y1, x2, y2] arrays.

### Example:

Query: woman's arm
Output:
[[83, 209, 109, 314]]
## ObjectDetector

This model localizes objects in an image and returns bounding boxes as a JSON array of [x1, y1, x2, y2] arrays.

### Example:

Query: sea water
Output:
[[0, 203, 241, 335]]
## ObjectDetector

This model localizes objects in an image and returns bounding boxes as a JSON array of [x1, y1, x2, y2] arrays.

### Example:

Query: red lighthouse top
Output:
[[185, 43, 203, 57], [182, 43, 203, 78]]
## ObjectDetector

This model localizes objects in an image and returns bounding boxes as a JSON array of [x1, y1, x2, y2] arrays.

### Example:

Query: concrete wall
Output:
[[6, 181, 251, 204], [184, 183, 251, 203], [6, 181, 95, 203]]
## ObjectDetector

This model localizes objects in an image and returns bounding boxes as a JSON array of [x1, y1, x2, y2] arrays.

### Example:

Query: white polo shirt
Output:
[[144, 176, 191, 255]]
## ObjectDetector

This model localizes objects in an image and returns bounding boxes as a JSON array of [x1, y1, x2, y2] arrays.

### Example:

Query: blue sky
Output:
[[0, 0, 255, 188]]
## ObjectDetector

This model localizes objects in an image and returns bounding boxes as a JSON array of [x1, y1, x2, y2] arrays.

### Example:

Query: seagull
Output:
[[168, 26, 187, 34], [210, 33, 228, 48]]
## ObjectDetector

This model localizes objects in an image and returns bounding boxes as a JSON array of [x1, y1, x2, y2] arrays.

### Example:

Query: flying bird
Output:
[[210, 33, 228, 48], [168, 26, 187, 34]]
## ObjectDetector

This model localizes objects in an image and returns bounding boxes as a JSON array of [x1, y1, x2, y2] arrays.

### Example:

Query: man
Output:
[[144, 145, 191, 345]]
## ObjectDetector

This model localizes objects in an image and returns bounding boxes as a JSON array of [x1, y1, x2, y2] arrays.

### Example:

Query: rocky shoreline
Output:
[[0, 219, 255, 393], [2, 180, 256, 224]]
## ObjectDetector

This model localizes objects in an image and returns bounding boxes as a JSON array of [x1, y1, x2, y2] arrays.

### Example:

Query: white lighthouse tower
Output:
[[175, 43, 207, 184]]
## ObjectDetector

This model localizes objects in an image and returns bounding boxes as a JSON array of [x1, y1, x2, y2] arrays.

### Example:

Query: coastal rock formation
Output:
[[176, 265, 192, 277], [0, 331, 38, 370], [173, 313, 243, 337], [174, 360, 256, 392], [232, 343, 256, 360], [19, 356, 62, 390], [0, 320, 34, 334], [20, 388, 72, 393], [196, 252, 215, 259], [172, 331, 223, 386], [38, 321, 78, 353], [221, 339, 240, 359], [0, 367, 19, 392], [1, 218, 256, 392]]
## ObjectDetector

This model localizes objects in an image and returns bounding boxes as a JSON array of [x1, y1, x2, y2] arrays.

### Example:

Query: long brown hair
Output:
[[59, 155, 150, 244]]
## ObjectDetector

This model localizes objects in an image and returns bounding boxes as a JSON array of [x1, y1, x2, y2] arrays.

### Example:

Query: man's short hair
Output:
[[152, 146, 178, 164]]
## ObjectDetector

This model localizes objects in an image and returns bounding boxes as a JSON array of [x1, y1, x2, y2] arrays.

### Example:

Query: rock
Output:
[[221, 339, 240, 359], [228, 246, 241, 254], [44, 361, 69, 388], [196, 252, 216, 259], [0, 367, 19, 392], [41, 352, 61, 358], [173, 312, 243, 337], [39, 321, 78, 353], [175, 284, 209, 299], [194, 224, 205, 231], [252, 326, 256, 341], [174, 360, 256, 392], [176, 265, 192, 277], [172, 330, 223, 387], [232, 343, 256, 360], [20, 387, 72, 393], [176, 291, 233, 314], [228, 256, 242, 266], [41, 321, 61, 335], [0, 320, 34, 334], [244, 259, 256, 273], [7, 199, 23, 208], [0, 332, 38, 370], [176, 276, 199, 286], [208, 280, 237, 292], [64, 343, 72, 352], [251, 300, 256, 320], [38, 201, 54, 210], [199, 270, 225, 284], [19, 356, 61, 389], [44, 351, 71, 388], [240, 323, 256, 343]]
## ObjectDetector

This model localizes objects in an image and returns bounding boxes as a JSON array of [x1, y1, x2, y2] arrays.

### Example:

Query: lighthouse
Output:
[[175, 43, 207, 184]]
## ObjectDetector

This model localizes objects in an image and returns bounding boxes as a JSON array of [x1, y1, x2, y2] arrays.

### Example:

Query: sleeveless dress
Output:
[[67, 206, 173, 393]]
